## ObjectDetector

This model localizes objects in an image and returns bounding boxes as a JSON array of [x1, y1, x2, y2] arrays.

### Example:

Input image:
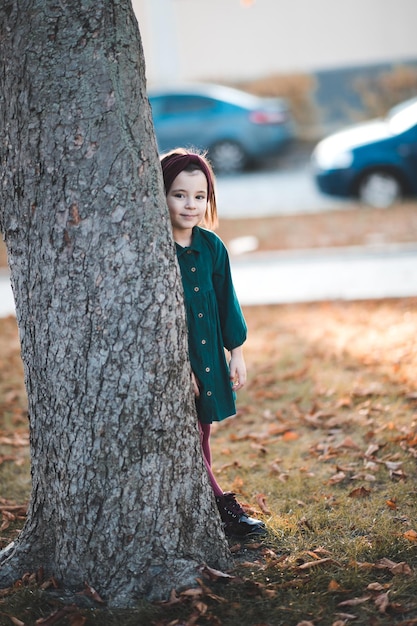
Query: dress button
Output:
[[191, 267, 196, 272], [187, 250, 192, 254], [194, 287, 199, 292], [198, 313, 203, 318], [201, 339, 206, 345], [205, 367, 210, 372], [206, 391, 212, 396]]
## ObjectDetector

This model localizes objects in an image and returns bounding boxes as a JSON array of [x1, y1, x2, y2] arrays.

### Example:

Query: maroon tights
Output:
[[199, 421, 224, 497]]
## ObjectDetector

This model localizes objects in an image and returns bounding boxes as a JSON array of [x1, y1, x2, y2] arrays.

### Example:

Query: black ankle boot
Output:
[[215, 492, 267, 537]]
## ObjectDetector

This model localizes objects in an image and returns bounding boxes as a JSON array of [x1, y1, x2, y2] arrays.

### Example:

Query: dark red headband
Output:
[[160, 153, 213, 200]]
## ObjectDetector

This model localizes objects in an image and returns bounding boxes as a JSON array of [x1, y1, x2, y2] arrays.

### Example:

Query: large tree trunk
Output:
[[0, 0, 231, 606]]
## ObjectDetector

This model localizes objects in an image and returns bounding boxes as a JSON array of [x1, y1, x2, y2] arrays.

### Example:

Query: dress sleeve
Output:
[[212, 236, 247, 351]]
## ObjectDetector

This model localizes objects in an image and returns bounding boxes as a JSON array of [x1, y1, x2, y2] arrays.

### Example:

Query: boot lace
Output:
[[220, 492, 246, 517]]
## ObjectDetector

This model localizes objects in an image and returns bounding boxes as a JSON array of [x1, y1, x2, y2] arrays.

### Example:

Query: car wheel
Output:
[[209, 140, 247, 174], [358, 171, 402, 208]]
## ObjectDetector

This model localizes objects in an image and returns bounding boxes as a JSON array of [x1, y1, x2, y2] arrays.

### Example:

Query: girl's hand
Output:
[[191, 371, 200, 397], [229, 346, 247, 391]]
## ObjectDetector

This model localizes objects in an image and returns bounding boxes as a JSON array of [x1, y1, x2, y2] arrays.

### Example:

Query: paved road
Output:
[[232, 243, 417, 306], [0, 271, 14, 318], [1, 149, 416, 316], [217, 163, 351, 218]]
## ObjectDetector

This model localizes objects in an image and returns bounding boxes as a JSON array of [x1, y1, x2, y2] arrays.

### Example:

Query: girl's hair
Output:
[[160, 148, 218, 229]]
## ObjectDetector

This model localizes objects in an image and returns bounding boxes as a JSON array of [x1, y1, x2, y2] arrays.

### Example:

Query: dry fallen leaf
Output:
[[328, 471, 346, 484], [0, 503, 27, 514], [348, 486, 371, 498], [367, 582, 391, 591], [374, 558, 413, 575], [68, 614, 87, 626], [405, 433, 417, 447], [305, 550, 323, 561], [180, 588, 203, 599], [256, 494, 271, 515], [282, 430, 299, 442], [390, 562, 413, 575], [338, 595, 371, 606], [39, 577, 59, 591], [336, 395, 352, 408], [237, 560, 263, 569], [35, 606, 81, 625], [195, 578, 228, 604], [313, 547, 333, 556], [374, 591, 390, 613], [229, 543, 242, 553], [281, 366, 308, 381], [269, 462, 282, 474], [77, 582, 105, 604], [298, 558, 340, 570], [333, 614, 358, 622], [250, 442, 268, 455], [298, 516, 314, 531], [0, 433, 29, 446], [336, 436, 361, 450], [390, 468, 407, 480], [365, 443, 380, 457], [328, 579, 342, 592], [404, 529, 417, 541], [352, 382, 385, 397], [199, 564, 235, 581], [351, 472, 376, 482], [157, 588, 181, 607], [384, 460, 403, 471]]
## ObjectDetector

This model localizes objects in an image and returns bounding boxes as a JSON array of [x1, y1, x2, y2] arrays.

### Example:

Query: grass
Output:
[[1, 203, 417, 624], [1, 299, 417, 625], [216, 202, 417, 253]]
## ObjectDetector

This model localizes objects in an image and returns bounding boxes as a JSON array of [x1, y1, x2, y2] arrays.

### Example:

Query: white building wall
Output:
[[132, 0, 417, 87]]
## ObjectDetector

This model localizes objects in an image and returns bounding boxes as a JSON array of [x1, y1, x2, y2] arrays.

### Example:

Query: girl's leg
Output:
[[199, 421, 266, 536], [198, 422, 223, 497], [199, 421, 212, 466]]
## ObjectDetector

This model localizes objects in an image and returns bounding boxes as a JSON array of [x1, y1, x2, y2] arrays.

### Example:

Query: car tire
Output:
[[358, 170, 403, 208], [209, 140, 247, 174]]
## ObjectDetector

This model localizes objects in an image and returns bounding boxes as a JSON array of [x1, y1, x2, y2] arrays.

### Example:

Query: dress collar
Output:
[[175, 227, 203, 256]]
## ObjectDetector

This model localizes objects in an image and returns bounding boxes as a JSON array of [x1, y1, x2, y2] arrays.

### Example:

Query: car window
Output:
[[160, 95, 217, 116], [388, 101, 417, 134]]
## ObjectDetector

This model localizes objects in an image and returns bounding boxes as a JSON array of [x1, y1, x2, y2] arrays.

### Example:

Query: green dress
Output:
[[175, 227, 247, 424]]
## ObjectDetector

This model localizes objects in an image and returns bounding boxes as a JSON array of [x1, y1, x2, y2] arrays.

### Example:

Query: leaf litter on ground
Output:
[[1, 296, 417, 623]]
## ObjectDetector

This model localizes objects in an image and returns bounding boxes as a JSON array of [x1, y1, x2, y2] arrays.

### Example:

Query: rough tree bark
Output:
[[0, 0, 231, 606]]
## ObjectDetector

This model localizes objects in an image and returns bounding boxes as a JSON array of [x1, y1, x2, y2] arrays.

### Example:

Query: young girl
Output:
[[160, 148, 266, 537]]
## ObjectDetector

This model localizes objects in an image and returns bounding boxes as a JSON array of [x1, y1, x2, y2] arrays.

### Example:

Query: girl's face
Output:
[[166, 169, 208, 244]]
